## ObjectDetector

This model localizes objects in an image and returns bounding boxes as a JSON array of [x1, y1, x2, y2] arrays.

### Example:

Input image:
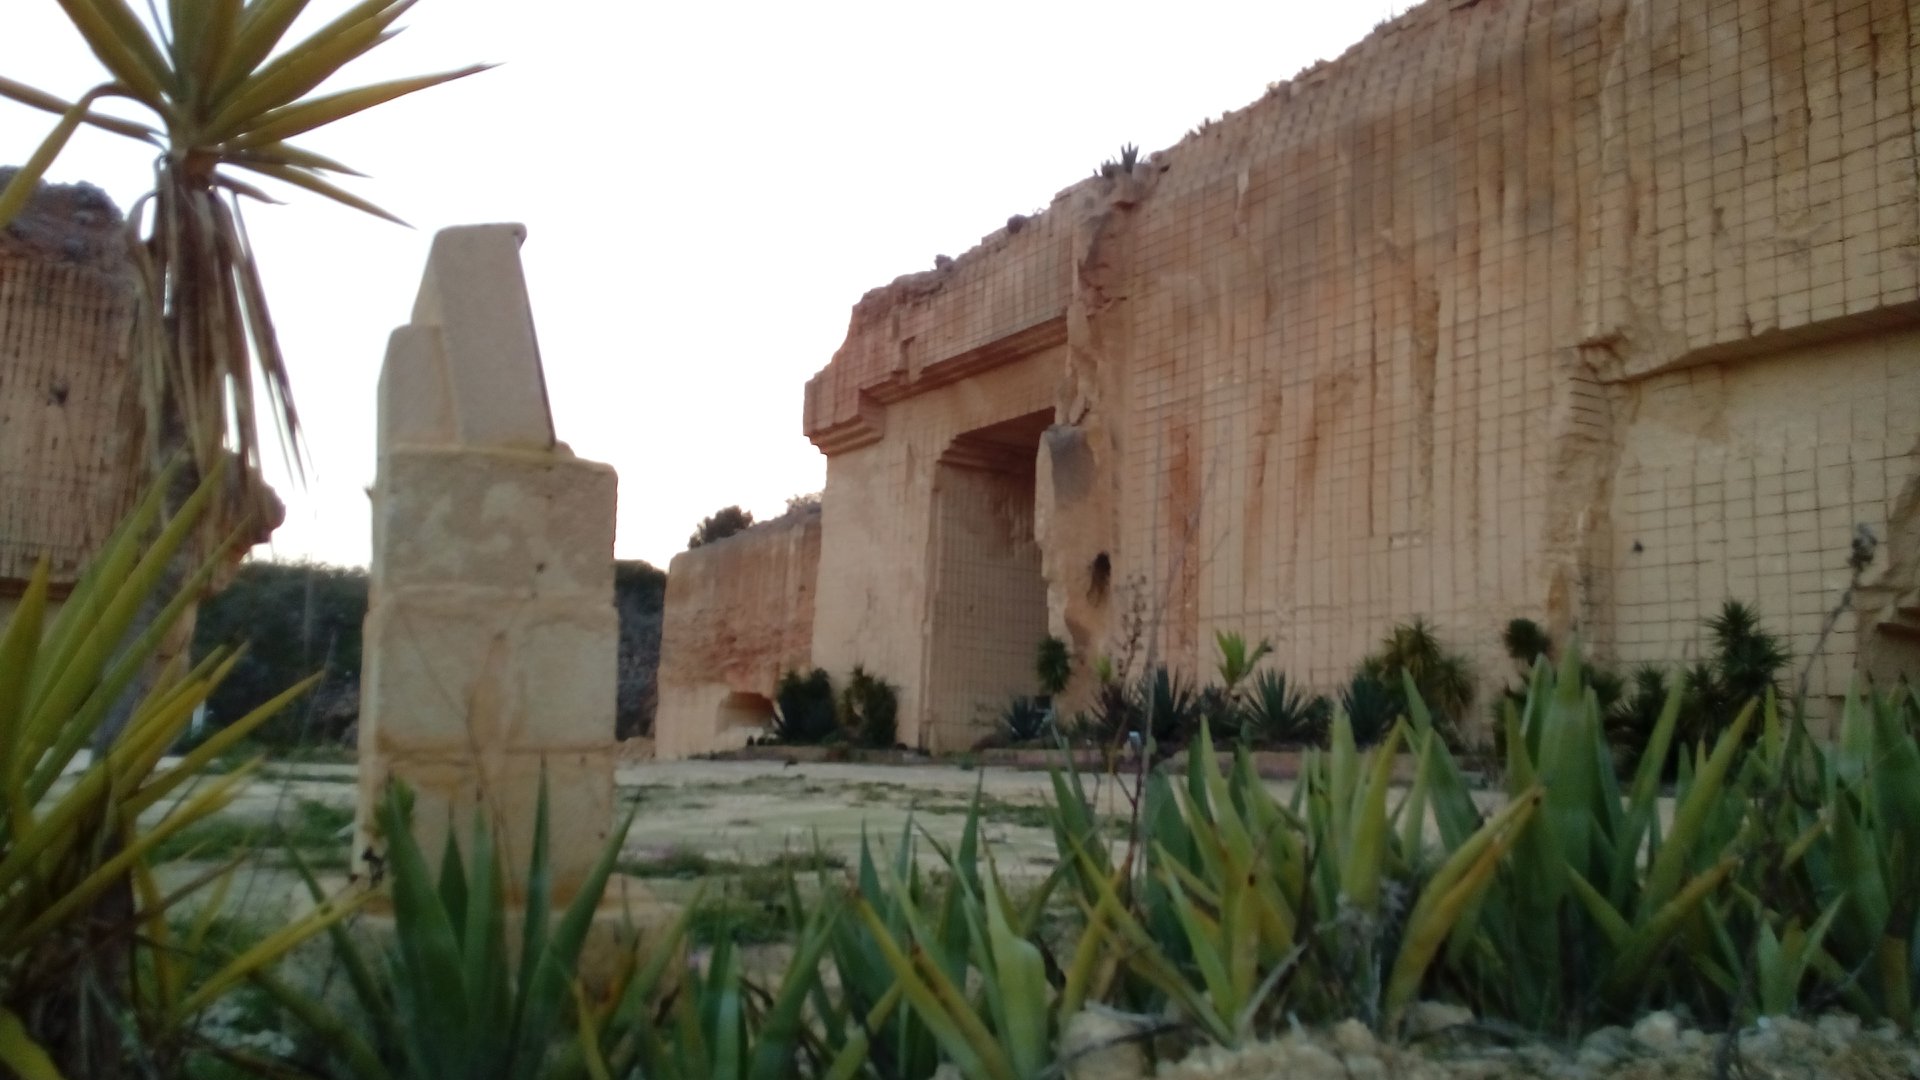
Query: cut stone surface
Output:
[[372, 448, 617, 599], [661, 0, 1920, 753]]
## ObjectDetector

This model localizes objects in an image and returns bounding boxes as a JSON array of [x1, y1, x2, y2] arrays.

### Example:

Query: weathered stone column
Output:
[[355, 224, 618, 903]]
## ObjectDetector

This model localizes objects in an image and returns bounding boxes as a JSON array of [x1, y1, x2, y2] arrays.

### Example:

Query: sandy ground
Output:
[[149, 757, 1140, 915], [148, 755, 1533, 919]]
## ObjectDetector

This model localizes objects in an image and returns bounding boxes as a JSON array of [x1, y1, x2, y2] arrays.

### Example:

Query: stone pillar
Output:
[[355, 224, 618, 903]]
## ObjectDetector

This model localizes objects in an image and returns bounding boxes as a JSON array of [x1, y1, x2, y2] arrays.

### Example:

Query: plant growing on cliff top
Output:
[[0, 0, 488, 538], [688, 505, 754, 549]]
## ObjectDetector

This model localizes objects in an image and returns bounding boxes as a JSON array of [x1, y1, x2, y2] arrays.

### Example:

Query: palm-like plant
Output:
[[0, 0, 488, 529], [0, 463, 366, 1076]]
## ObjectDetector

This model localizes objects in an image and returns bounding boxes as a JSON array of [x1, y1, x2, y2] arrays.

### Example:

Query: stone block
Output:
[[363, 594, 617, 753], [372, 447, 616, 599], [355, 750, 615, 902], [360, 594, 512, 752], [377, 324, 454, 448], [507, 603, 619, 749], [408, 224, 554, 451]]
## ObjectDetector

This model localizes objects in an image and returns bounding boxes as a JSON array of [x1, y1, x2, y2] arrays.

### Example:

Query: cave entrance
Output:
[[922, 409, 1054, 752], [716, 691, 775, 738]]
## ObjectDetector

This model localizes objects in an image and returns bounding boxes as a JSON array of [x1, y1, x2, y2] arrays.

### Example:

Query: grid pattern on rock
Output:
[[1105, 0, 1920, 690], [1604, 326, 1920, 703], [924, 460, 1048, 753], [800, 0, 1920, 730], [0, 259, 136, 589], [804, 209, 1070, 442], [809, 350, 1062, 747], [654, 510, 821, 757]]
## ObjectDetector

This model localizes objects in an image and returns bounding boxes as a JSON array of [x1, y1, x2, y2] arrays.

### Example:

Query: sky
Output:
[[3, 1, 1396, 570]]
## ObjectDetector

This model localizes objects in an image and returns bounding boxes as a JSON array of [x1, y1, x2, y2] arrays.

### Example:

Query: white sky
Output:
[[4, 1, 1395, 570]]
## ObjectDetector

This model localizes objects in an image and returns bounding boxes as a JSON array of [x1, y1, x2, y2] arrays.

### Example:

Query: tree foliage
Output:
[[191, 561, 368, 748], [688, 505, 754, 548], [614, 559, 667, 739], [0, 1, 488, 534]]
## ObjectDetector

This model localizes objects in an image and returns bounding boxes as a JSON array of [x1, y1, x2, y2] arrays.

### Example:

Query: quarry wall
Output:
[[654, 506, 822, 757], [658, 0, 1920, 755], [0, 173, 136, 601]]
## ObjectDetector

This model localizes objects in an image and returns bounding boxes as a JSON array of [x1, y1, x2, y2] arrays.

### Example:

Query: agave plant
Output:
[[0, 463, 364, 1077], [845, 788, 1092, 1080], [0, 0, 488, 529], [1240, 669, 1329, 748], [1050, 711, 1536, 1043], [1457, 647, 1765, 1031], [262, 776, 649, 1079], [1000, 696, 1051, 745], [1766, 679, 1920, 1027], [1338, 671, 1400, 748]]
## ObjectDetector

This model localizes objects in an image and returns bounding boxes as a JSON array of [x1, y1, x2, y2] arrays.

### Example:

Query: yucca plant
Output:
[[0, 463, 364, 1078], [1337, 671, 1399, 748], [0, 0, 487, 531]]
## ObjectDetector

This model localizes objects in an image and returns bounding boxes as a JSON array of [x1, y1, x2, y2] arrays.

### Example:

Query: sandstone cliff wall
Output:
[[0, 173, 137, 595], [792, 0, 1920, 747], [654, 507, 822, 758]]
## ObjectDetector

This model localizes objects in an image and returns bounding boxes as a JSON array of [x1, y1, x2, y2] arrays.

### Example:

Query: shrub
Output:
[[613, 559, 667, 739], [1035, 635, 1072, 699], [772, 668, 838, 744], [191, 560, 369, 748], [1241, 669, 1330, 747], [687, 504, 753, 548], [1501, 617, 1555, 666], [839, 664, 899, 748], [1360, 617, 1474, 747]]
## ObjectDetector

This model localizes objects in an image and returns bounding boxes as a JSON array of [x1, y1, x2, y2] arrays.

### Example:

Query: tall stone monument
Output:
[[356, 224, 619, 902]]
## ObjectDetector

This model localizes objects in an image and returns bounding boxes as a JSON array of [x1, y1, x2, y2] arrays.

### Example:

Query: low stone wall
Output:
[[653, 507, 821, 759]]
